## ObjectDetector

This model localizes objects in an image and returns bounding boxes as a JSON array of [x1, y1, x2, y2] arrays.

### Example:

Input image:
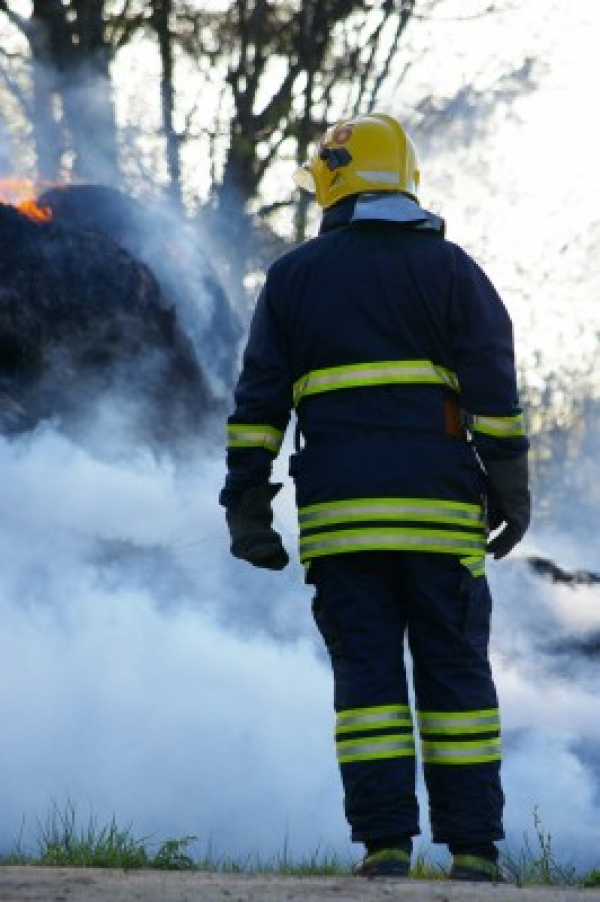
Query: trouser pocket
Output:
[[459, 569, 492, 647], [311, 589, 344, 658]]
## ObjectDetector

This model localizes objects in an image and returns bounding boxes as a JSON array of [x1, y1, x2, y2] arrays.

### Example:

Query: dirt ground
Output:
[[1, 868, 599, 902]]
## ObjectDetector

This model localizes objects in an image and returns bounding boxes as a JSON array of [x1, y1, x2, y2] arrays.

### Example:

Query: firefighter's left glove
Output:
[[485, 452, 531, 560], [226, 483, 289, 570]]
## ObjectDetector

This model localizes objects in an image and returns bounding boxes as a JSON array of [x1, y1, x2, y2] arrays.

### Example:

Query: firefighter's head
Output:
[[294, 113, 420, 210]]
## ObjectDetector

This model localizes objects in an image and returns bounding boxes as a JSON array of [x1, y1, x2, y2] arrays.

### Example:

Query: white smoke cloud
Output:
[[1, 420, 599, 871], [487, 550, 600, 868], [0, 424, 348, 861], [0, 121, 13, 176]]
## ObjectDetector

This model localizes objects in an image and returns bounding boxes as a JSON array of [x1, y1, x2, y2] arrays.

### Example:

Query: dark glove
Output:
[[226, 483, 289, 570], [485, 452, 531, 560]]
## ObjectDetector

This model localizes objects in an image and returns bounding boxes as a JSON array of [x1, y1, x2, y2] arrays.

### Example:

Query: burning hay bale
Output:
[[37, 185, 243, 394], [0, 200, 212, 445]]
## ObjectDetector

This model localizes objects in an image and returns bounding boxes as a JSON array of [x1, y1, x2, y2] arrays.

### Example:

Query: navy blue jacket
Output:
[[221, 195, 527, 567]]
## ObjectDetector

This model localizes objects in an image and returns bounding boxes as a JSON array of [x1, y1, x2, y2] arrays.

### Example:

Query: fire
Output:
[[0, 178, 53, 222], [17, 198, 52, 222]]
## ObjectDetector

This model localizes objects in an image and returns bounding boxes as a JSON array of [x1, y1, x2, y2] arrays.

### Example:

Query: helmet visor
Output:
[[293, 165, 316, 193]]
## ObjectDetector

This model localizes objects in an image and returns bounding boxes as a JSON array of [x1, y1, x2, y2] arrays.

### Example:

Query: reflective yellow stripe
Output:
[[418, 709, 501, 735], [299, 528, 486, 562], [460, 555, 486, 577], [336, 704, 415, 763], [419, 708, 501, 765], [452, 855, 500, 878], [299, 497, 484, 529], [227, 423, 284, 454], [337, 735, 416, 764], [293, 359, 459, 405], [298, 498, 486, 563], [336, 704, 412, 734], [470, 413, 525, 438], [421, 737, 501, 765]]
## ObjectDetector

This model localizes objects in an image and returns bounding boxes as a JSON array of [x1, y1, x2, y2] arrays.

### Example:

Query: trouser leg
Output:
[[405, 554, 504, 846], [309, 554, 419, 845]]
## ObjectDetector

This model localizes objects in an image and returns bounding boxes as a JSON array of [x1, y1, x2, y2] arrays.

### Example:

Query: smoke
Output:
[[0, 122, 13, 175], [488, 555, 600, 866], [0, 414, 599, 869], [0, 424, 346, 860]]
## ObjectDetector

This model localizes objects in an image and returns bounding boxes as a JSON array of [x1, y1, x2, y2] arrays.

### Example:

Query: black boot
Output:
[[449, 843, 504, 883], [354, 838, 412, 878]]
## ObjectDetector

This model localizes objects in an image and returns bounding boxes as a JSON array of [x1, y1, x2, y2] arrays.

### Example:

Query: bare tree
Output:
[[0, 0, 518, 254], [176, 2, 415, 214], [0, 0, 124, 181], [159, 0, 419, 287]]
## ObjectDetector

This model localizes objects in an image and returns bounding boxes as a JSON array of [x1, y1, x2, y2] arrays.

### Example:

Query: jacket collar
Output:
[[319, 193, 445, 236]]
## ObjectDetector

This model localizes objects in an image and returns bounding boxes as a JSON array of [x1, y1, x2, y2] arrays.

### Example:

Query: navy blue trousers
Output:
[[309, 552, 504, 847]]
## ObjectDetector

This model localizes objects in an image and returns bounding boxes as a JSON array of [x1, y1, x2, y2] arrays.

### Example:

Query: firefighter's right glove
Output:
[[485, 452, 531, 560], [226, 483, 289, 570]]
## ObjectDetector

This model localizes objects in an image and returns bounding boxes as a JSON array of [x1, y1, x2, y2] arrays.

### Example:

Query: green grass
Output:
[[500, 807, 580, 887], [584, 871, 600, 888], [1, 800, 599, 887], [2, 800, 196, 871]]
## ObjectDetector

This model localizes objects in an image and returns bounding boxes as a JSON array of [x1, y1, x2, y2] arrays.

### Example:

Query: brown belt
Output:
[[444, 398, 467, 438]]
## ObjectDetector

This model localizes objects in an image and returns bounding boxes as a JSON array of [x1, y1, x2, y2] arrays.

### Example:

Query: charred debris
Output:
[[0, 185, 242, 448]]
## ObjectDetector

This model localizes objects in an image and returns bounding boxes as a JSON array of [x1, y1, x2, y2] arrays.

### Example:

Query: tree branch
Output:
[[366, 0, 415, 111], [105, 0, 147, 51], [412, 0, 510, 21], [0, 0, 33, 39], [0, 48, 33, 118], [255, 198, 294, 217]]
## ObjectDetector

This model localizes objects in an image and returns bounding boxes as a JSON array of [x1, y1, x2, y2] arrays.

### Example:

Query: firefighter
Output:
[[220, 113, 530, 882]]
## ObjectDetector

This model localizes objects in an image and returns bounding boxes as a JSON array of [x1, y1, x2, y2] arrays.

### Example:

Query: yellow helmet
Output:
[[294, 113, 420, 210]]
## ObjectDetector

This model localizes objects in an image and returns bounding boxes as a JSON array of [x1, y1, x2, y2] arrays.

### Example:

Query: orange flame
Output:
[[0, 178, 53, 222], [17, 198, 52, 222]]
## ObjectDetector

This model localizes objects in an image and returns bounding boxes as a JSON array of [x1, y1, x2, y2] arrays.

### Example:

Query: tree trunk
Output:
[[29, 9, 64, 181], [152, 0, 183, 209], [29, 0, 120, 184]]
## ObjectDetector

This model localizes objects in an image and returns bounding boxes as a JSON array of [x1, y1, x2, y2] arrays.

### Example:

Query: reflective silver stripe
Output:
[[227, 424, 283, 454], [300, 529, 486, 561], [422, 739, 501, 763], [418, 710, 500, 734], [306, 365, 441, 386], [299, 500, 484, 528], [293, 360, 459, 405], [337, 705, 412, 733], [338, 739, 414, 756], [337, 712, 410, 728], [470, 414, 525, 438], [302, 534, 485, 550], [355, 169, 399, 184], [337, 736, 416, 763]]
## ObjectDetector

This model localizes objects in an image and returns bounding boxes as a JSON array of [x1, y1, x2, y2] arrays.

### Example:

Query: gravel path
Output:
[[1, 868, 599, 902]]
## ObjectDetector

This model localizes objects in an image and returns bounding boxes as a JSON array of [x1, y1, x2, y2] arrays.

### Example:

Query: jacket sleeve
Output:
[[449, 249, 529, 462], [219, 278, 293, 509]]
